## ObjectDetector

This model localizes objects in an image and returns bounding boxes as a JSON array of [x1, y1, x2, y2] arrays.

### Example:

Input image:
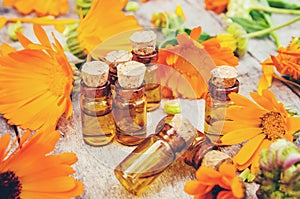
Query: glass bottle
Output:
[[114, 114, 197, 195], [80, 61, 116, 146], [112, 61, 147, 146], [204, 66, 239, 143], [184, 131, 218, 169], [104, 50, 132, 90], [130, 31, 161, 111]]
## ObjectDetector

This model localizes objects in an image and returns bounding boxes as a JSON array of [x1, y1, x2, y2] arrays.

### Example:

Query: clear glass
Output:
[[132, 50, 161, 112], [114, 115, 196, 195], [112, 81, 147, 146], [80, 80, 116, 146], [204, 80, 239, 142]]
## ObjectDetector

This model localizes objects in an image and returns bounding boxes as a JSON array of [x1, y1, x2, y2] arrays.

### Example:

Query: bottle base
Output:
[[116, 128, 146, 146], [146, 102, 161, 112], [83, 134, 114, 147]]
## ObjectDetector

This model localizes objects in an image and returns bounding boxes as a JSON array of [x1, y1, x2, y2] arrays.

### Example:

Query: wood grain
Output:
[[0, 0, 299, 199]]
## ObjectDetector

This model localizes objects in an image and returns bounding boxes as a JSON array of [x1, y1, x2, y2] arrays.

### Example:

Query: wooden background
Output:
[[0, 0, 300, 198]]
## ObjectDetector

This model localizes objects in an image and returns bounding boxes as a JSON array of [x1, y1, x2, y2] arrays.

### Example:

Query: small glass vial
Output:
[[80, 61, 116, 146], [112, 61, 147, 146], [130, 31, 161, 111], [204, 66, 239, 142], [184, 131, 218, 169], [104, 50, 132, 89], [114, 114, 197, 195]]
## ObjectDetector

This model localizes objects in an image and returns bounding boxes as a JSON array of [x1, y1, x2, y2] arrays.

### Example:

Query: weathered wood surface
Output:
[[0, 0, 300, 199]]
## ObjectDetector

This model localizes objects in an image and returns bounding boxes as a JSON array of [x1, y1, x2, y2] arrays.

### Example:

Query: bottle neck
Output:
[[80, 80, 110, 98], [115, 81, 145, 99], [131, 49, 158, 66], [208, 79, 239, 101], [155, 115, 196, 154]]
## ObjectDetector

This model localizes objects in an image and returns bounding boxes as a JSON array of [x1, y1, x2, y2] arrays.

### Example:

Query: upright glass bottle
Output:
[[80, 61, 116, 146], [114, 114, 197, 195], [104, 50, 132, 89], [204, 66, 239, 142], [112, 61, 147, 146], [130, 31, 161, 111]]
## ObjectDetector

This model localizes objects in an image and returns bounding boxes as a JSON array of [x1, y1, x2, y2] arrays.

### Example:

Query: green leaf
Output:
[[268, 0, 300, 10], [159, 38, 178, 48], [198, 32, 213, 42], [230, 17, 269, 36]]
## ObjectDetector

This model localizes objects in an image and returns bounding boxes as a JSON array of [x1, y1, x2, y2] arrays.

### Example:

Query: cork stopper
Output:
[[210, 66, 238, 88], [117, 61, 146, 89], [169, 114, 196, 149], [202, 150, 233, 170], [130, 31, 156, 55], [104, 50, 132, 66], [81, 61, 109, 87]]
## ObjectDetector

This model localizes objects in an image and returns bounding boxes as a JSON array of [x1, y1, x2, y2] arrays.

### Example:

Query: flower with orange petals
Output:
[[218, 90, 300, 172], [0, 130, 84, 198], [3, 0, 69, 16], [184, 163, 244, 199], [157, 26, 238, 99], [191, 26, 238, 66], [157, 28, 215, 99], [205, 0, 229, 14], [67, 0, 141, 59], [0, 24, 73, 132], [258, 37, 300, 94], [202, 37, 239, 66]]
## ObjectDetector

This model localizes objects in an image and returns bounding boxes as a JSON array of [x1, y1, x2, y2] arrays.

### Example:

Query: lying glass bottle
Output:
[[114, 114, 197, 195]]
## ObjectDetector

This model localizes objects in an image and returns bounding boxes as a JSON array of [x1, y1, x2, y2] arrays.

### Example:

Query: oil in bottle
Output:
[[80, 61, 116, 146], [204, 66, 239, 142], [112, 61, 147, 146], [130, 31, 161, 111], [114, 114, 197, 195]]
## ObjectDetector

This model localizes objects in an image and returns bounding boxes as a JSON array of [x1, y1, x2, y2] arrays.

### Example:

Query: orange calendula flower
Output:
[[202, 37, 239, 66], [184, 163, 244, 199], [0, 130, 84, 198], [0, 24, 73, 132], [218, 90, 300, 172], [157, 26, 238, 99], [3, 0, 69, 16], [190, 27, 238, 66], [157, 27, 215, 99], [258, 37, 300, 94], [69, 0, 141, 58], [205, 0, 229, 14]]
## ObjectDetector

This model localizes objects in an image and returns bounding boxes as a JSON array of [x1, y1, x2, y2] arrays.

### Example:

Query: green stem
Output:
[[251, 6, 300, 15], [246, 16, 300, 38]]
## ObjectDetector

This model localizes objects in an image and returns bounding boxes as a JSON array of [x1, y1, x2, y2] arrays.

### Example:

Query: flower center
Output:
[[48, 66, 68, 97], [260, 111, 287, 141], [0, 171, 22, 199]]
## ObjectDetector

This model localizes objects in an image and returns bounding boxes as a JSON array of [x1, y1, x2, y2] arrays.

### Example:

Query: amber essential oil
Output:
[[130, 31, 161, 111], [204, 66, 239, 142], [112, 81, 147, 146], [80, 81, 116, 146], [114, 114, 197, 195]]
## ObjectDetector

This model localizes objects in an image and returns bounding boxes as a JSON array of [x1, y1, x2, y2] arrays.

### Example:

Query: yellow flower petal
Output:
[[287, 117, 300, 133], [250, 139, 272, 173], [229, 92, 259, 108], [175, 5, 186, 21], [258, 74, 271, 95], [234, 134, 266, 166], [0, 16, 7, 29], [0, 44, 16, 56], [220, 128, 261, 145]]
